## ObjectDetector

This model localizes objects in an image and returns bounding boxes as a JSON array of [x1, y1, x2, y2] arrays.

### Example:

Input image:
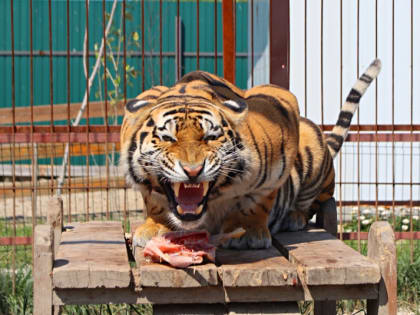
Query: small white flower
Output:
[[413, 215, 419, 220], [402, 225, 409, 231], [362, 208, 372, 215], [359, 215, 366, 221], [402, 218, 410, 225], [345, 229, 352, 233], [378, 206, 386, 212], [362, 219, 372, 226]]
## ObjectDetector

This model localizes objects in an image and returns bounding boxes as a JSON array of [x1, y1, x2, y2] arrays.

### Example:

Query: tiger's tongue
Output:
[[176, 183, 203, 212]]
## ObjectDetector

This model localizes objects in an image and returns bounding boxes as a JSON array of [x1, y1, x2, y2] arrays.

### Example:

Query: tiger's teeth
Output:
[[195, 205, 203, 215], [173, 183, 181, 197], [183, 183, 200, 188], [202, 182, 209, 195], [176, 205, 184, 215]]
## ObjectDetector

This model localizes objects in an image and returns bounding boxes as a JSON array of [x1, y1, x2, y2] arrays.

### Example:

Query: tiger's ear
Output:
[[178, 71, 248, 125], [219, 98, 248, 126], [125, 99, 149, 113]]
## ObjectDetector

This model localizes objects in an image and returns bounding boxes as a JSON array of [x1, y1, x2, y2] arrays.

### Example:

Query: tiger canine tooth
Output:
[[195, 205, 203, 215], [173, 183, 181, 197], [202, 182, 209, 195], [176, 205, 184, 215]]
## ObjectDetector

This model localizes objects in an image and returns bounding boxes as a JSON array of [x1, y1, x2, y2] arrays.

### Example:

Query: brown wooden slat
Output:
[[0, 101, 124, 125], [53, 221, 131, 289], [273, 228, 381, 286], [0, 143, 120, 162], [0, 177, 126, 199], [216, 247, 298, 287]]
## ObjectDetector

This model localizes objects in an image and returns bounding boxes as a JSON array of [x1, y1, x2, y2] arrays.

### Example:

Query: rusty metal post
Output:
[[222, 0, 235, 84], [269, 0, 290, 89]]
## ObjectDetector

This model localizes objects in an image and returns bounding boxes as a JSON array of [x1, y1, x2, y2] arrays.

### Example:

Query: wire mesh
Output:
[[0, 0, 418, 288]]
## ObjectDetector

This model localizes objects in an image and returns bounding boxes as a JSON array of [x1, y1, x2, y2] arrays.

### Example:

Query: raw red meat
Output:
[[143, 230, 216, 268]]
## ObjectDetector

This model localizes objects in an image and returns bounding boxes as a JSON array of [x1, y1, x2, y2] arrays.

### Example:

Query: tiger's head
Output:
[[120, 72, 251, 229]]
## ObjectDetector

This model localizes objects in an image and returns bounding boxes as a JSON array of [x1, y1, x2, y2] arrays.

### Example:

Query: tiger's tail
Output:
[[326, 59, 382, 159]]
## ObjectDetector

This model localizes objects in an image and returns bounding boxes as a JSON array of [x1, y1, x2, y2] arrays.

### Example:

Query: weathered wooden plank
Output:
[[273, 228, 381, 286], [53, 284, 378, 305], [216, 247, 298, 287], [34, 224, 54, 315], [47, 197, 63, 256], [367, 222, 397, 315], [53, 221, 131, 289], [135, 247, 219, 288]]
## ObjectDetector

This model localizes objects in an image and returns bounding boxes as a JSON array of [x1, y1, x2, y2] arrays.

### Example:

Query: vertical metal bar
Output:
[[250, 0, 254, 87], [409, 0, 414, 263], [304, 0, 307, 117], [222, 0, 235, 83], [356, 0, 361, 252], [48, 0, 54, 196], [85, 0, 90, 222], [175, 16, 182, 81], [176, 0, 181, 81], [159, 0, 163, 85], [123, 0, 128, 227], [10, 0, 16, 293], [214, 0, 217, 74], [67, 0, 72, 222], [269, 0, 289, 89], [391, 0, 395, 229], [375, 0, 379, 222], [320, 0, 324, 126], [196, 0, 200, 70], [103, 0, 109, 220], [339, 0, 343, 241], [142, 0, 145, 90], [29, 0, 36, 257]]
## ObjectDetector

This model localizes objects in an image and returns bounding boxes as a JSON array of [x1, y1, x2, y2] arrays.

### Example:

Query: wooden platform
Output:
[[34, 197, 397, 315]]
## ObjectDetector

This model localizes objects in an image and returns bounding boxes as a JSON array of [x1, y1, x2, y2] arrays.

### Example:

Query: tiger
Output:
[[120, 59, 381, 249]]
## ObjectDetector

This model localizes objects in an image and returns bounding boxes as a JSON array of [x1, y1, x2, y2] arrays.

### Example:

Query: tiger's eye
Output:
[[162, 135, 175, 142], [204, 135, 217, 141]]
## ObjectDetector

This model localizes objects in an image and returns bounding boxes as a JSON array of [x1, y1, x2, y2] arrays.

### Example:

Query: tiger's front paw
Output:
[[282, 210, 307, 231], [133, 218, 171, 248], [221, 225, 271, 249]]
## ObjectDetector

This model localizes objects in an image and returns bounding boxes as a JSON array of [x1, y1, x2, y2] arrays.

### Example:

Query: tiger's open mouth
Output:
[[160, 180, 213, 221]]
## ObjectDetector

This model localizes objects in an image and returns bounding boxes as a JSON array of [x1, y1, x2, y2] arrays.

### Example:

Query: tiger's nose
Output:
[[182, 164, 203, 179]]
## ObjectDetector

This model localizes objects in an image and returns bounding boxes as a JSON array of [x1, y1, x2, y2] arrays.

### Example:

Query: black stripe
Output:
[[346, 88, 362, 103], [246, 94, 290, 122], [294, 153, 304, 183], [336, 110, 353, 128], [256, 141, 268, 188], [304, 146, 313, 181], [278, 140, 286, 179], [139, 132, 148, 146], [328, 133, 344, 147], [326, 139, 341, 153], [359, 73, 373, 83], [127, 134, 143, 184], [301, 117, 324, 149], [163, 108, 186, 116]]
